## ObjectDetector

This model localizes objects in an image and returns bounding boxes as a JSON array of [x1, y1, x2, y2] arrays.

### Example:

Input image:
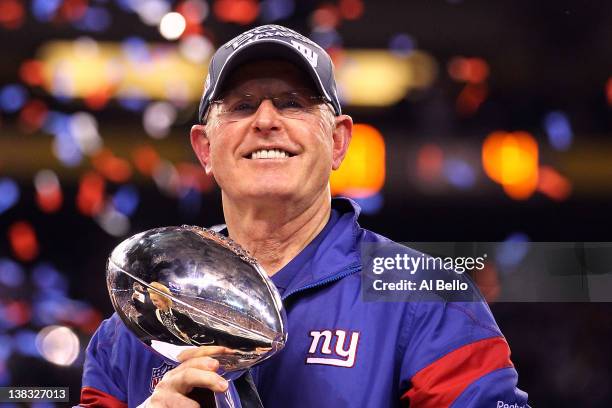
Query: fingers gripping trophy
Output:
[[106, 226, 288, 408]]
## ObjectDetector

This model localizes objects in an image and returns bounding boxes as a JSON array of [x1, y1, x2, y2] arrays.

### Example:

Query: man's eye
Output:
[[229, 101, 257, 112], [277, 97, 307, 110]]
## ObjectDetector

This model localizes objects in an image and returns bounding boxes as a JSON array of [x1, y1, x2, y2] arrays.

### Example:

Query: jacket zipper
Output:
[[281, 263, 361, 301]]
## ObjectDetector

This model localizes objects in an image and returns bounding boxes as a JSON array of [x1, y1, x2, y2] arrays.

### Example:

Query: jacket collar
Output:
[[215, 197, 363, 296], [277, 197, 363, 297]]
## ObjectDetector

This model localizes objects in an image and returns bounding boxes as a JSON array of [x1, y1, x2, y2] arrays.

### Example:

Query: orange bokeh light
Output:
[[92, 149, 133, 183], [448, 57, 490, 84], [36, 187, 63, 213], [456, 83, 488, 116], [213, 0, 258, 25], [84, 86, 113, 110], [482, 131, 539, 200], [19, 60, 45, 87], [8, 221, 39, 262], [330, 123, 385, 197], [77, 171, 106, 216], [312, 4, 340, 29], [132, 145, 161, 176], [416, 143, 444, 182], [339, 0, 364, 20], [538, 165, 572, 201], [58, 0, 88, 22], [0, 0, 25, 29], [19, 99, 48, 133], [606, 77, 612, 107]]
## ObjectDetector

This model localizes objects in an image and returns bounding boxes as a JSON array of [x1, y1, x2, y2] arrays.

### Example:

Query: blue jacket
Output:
[[81, 198, 529, 408]]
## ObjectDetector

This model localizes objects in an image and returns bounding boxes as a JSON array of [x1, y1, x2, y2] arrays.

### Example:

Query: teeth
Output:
[[250, 149, 290, 159]]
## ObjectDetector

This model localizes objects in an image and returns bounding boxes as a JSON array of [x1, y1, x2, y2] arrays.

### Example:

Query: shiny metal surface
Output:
[[106, 225, 287, 375]]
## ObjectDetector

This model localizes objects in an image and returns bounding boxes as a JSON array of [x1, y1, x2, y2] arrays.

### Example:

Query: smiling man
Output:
[[81, 25, 530, 408]]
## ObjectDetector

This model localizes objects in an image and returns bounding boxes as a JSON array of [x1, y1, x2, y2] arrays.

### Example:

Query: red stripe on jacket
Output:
[[80, 386, 128, 408], [401, 336, 514, 408]]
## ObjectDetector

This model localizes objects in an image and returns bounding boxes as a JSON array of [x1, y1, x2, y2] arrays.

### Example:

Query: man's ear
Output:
[[190, 124, 213, 174], [331, 114, 353, 170]]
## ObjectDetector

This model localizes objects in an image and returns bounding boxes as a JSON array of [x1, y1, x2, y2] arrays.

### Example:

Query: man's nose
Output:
[[252, 99, 282, 133]]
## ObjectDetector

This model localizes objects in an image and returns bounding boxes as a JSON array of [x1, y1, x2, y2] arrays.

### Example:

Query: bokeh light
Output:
[[0, 178, 20, 215], [0, 0, 25, 29], [112, 184, 140, 217], [18, 99, 48, 132], [214, 0, 259, 25], [35, 326, 80, 366], [389, 33, 416, 57], [19, 60, 45, 87], [179, 34, 214, 63], [495, 232, 530, 269], [260, 0, 295, 22], [338, 0, 364, 20], [34, 170, 63, 213], [0, 258, 25, 288], [136, 0, 171, 26], [132, 145, 161, 176], [544, 111, 573, 151], [537, 165, 572, 201], [8, 221, 39, 262], [448, 57, 489, 83], [159, 11, 187, 40], [416, 144, 444, 183], [76, 171, 106, 216], [177, 0, 209, 24], [91, 149, 133, 183], [444, 158, 476, 189], [69, 112, 103, 155], [330, 124, 385, 197], [143, 101, 177, 138], [96, 203, 131, 236], [0, 84, 28, 113], [482, 131, 539, 200]]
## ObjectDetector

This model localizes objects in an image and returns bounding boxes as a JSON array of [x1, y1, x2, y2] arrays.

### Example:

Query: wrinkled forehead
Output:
[[220, 59, 319, 96]]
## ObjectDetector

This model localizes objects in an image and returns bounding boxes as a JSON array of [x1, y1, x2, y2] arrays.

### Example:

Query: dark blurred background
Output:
[[0, 0, 611, 406]]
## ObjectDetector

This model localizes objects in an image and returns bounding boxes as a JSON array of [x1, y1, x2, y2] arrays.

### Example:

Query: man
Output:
[[81, 24, 529, 407]]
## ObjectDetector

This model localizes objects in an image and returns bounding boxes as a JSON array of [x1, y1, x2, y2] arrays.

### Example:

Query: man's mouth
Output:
[[247, 149, 297, 160]]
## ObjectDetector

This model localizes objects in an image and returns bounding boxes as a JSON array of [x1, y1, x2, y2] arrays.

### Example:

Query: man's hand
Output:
[[145, 346, 233, 408]]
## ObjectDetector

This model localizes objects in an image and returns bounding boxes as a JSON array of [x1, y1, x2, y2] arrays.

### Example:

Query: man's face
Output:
[[191, 60, 351, 205]]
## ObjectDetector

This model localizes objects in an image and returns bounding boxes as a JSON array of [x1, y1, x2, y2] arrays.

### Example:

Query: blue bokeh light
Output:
[[0, 258, 25, 288], [53, 132, 83, 167], [122, 37, 151, 63], [0, 84, 28, 113], [0, 178, 20, 214], [260, 0, 295, 22], [310, 28, 342, 49], [14, 330, 40, 357], [74, 6, 112, 32], [32, 0, 62, 22], [495, 232, 530, 270], [113, 184, 140, 217], [389, 33, 417, 57], [0, 335, 13, 360], [31, 263, 69, 295], [444, 158, 476, 189], [544, 111, 573, 151]]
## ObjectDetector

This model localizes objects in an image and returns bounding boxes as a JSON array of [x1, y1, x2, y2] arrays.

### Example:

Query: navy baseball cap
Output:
[[198, 24, 342, 123]]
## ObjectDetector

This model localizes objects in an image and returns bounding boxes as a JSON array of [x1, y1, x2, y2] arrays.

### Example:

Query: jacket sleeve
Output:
[[80, 314, 130, 408], [399, 300, 530, 408]]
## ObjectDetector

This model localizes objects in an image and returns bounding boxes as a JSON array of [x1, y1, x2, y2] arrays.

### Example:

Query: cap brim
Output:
[[208, 39, 334, 108]]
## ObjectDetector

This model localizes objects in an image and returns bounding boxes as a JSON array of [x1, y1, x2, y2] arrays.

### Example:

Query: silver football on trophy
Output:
[[106, 225, 287, 377]]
